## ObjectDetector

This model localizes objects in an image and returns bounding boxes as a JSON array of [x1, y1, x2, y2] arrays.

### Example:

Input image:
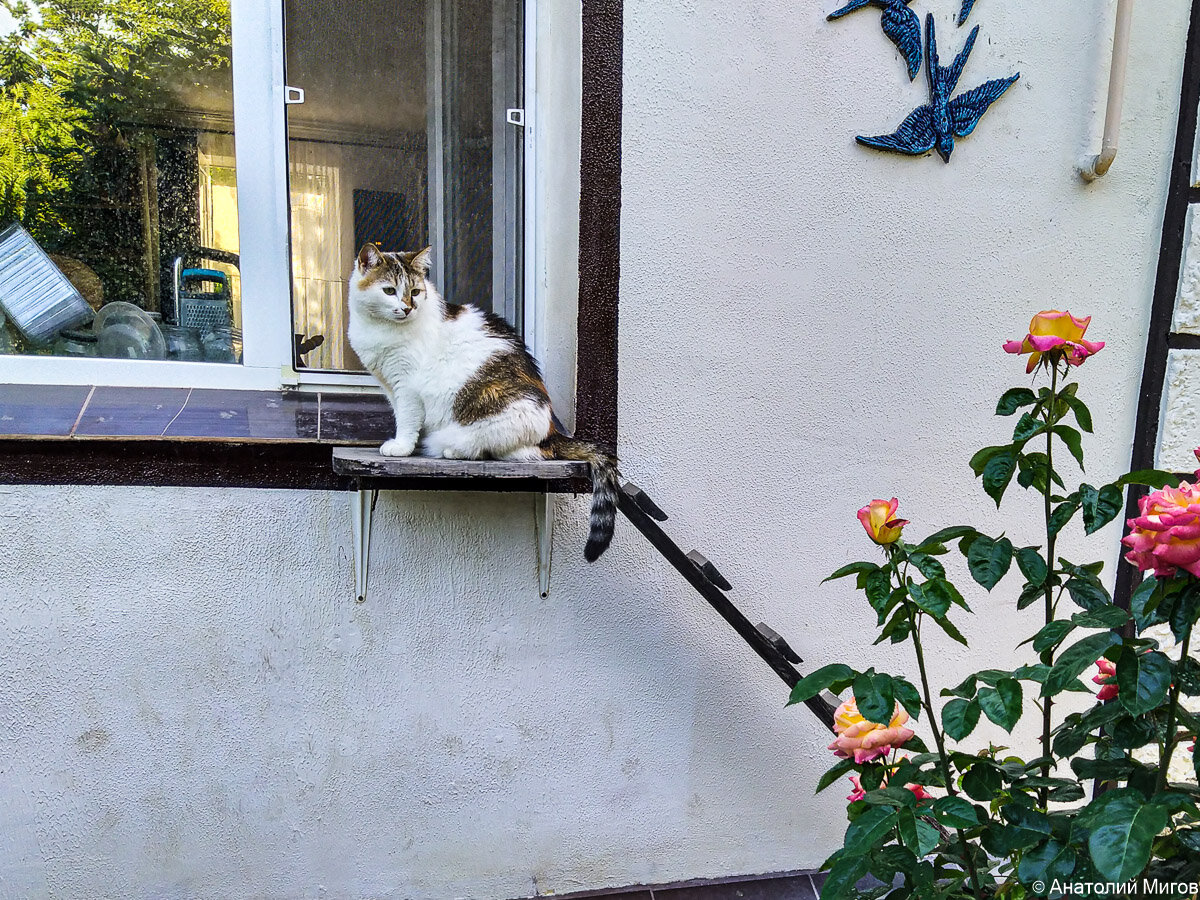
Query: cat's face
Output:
[[350, 244, 431, 323]]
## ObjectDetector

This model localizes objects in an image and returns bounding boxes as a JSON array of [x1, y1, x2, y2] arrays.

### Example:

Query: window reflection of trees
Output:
[[0, 0, 235, 335]]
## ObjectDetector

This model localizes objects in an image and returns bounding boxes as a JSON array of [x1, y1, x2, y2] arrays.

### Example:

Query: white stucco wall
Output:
[[1, 0, 1195, 897]]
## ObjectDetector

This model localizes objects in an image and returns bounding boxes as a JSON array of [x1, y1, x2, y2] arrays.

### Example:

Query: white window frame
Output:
[[0, 0, 541, 393]]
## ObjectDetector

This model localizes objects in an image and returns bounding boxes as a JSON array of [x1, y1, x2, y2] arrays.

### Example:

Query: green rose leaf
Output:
[[925, 578, 970, 612], [908, 552, 945, 580], [1018, 839, 1077, 887], [787, 663, 855, 707], [996, 387, 1038, 416], [824, 561, 881, 582], [942, 674, 977, 699], [1121, 469, 1182, 490], [1018, 451, 1065, 492], [932, 796, 981, 829], [1013, 412, 1045, 442], [942, 698, 981, 740], [1170, 583, 1200, 643], [982, 448, 1020, 507], [917, 525, 978, 549], [1052, 424, 1085, 470], [819, 852, 870, 900], [1130, 577, 1164, 633], [1017, 581, 1044, 610], [962, 762, 1002, 801], [1064, 394, 1093, 433], [1029, 619, 1074, 654], [816, 757, 858, 795], [1088, 801, 1169, 883], [967, 535, 1013, 591], [875, 606, 912, 645], [1015, 547, 1048, 587], [969, 445, 1012, 477], [843, 805, 899, 856], [978, 679, 1022, 732], [1001, 803, 1053, 850], [1117, 650, 1172, 717], [1065, 577, 1110, 611], [1080, 482, 1124, 535], [896, 808, 920, 854], [909, 581, 951, 619], [854, 670, 896, 724], [933, 614, 970, 647], [1071, 606, 1130, 629], [892, 677, 923, 720], [914, 819, 940, 857], [864, 568, 893, 613], [1043, 632, 1122, 697], [1049, 499, 1081, 536]]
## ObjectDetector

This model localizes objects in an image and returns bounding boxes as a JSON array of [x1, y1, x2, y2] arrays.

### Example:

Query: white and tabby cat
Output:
[[347, 243, 620, 560]]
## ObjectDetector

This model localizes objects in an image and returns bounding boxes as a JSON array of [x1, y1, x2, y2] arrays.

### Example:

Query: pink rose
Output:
[[846, 772, 929, 802], [1121, 480, 1200, 578], [1093, 659, 1118, 701], [1003, 310, 1105, 373], [857, 498, 909, 546], [828, 698, 915, 764]]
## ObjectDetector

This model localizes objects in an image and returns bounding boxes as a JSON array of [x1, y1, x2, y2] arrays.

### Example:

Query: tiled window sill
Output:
[[0, 383, 395, 489], [0, 385, 591, 492], [0, 384, 393, 444]]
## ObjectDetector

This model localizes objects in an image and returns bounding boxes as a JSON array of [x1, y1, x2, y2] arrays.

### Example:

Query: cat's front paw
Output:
[[379, 436, 418, 457]]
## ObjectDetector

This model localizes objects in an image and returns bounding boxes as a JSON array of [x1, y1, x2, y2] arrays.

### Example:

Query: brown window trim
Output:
[[0, 0, 622, 491]]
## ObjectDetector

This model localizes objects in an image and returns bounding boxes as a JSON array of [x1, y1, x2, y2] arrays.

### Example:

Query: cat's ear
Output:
[[409, 246, 432, 277], [357, 243, 383, 270]]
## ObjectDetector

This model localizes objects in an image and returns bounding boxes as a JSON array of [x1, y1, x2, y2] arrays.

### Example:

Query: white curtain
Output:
[[289, 142, 352, 371]]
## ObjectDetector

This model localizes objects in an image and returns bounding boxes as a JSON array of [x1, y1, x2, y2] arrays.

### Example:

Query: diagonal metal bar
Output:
[[616, 483, 836, 731]]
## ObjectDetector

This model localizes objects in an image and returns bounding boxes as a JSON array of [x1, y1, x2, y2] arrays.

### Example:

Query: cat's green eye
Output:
[[411, 289, 422, 297], [382, 286, 397, 296]]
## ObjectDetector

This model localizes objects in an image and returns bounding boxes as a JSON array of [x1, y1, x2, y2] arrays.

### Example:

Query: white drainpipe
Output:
[[1080, 0, 1135, 181]]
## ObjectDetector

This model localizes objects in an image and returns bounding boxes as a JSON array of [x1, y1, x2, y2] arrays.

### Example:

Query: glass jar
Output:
[[53, 328, 99, 357], [163, 325, 204, 362], [201, 326, 237, 363]]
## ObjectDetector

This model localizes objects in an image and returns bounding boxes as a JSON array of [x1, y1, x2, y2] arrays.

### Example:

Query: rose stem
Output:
[[895, 553, 984, 900], [1157, 616, 1193, 796], [1039, 359, 1061, 809]]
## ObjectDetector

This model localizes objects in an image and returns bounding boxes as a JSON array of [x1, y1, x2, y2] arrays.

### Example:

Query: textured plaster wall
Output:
[[0, 0, 1194, 897], [1159, 350, 1200, 472], [1172, 207, 1200, 335]]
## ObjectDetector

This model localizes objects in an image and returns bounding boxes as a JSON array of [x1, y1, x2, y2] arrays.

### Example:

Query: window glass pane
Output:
[[0, 0, 241, 364], [284, 0, 523, 373]]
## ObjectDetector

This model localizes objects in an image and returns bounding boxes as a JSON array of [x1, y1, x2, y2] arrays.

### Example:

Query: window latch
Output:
[[285, 86, 306, 105], [506, 108, 525, 127]]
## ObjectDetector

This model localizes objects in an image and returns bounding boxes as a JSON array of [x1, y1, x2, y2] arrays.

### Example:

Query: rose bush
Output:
[[789, 310, 1200, 900]]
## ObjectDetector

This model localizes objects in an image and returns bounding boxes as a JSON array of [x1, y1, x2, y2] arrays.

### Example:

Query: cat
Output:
[[347, 243, 620, 561]]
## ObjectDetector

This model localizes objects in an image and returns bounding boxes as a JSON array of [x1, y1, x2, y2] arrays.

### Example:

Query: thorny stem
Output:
[[1158, 617, 1194, 797], [892, 550, 985, 900], [1039, 360, 1061, 810]]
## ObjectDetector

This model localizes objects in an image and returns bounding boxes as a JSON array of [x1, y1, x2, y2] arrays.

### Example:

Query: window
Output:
[[0, 2, 241, 365], [0, 0, 539, 391], [284, 0, 525, 372]]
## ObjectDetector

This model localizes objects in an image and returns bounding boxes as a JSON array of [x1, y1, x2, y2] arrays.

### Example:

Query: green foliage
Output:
[[811, 355, 1200, 900], [0, 0, 232, 300]]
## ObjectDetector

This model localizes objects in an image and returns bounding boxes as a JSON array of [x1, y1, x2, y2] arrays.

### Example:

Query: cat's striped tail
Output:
[[540, 432, 621, 561]]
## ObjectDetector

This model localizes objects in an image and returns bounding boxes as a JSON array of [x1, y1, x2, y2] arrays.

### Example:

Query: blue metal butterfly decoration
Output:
[[827, 0, 1018, 163]]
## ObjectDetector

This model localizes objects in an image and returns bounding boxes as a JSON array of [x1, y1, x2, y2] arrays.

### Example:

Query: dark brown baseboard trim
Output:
[[508, 869, 823, 900]]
